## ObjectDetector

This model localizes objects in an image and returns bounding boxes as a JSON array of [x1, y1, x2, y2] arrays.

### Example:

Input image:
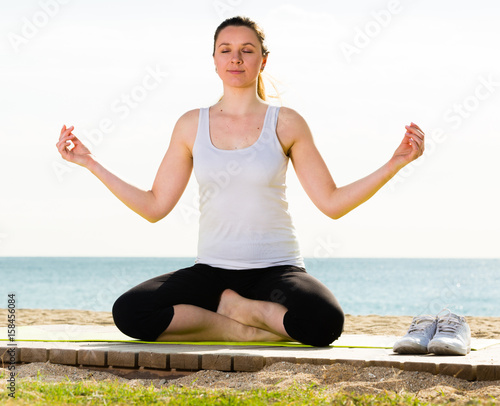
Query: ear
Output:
[[261, 54, 268, 71]]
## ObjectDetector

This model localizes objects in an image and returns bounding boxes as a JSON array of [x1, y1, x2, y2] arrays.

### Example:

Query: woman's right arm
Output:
[[56, 110, 197, 223]]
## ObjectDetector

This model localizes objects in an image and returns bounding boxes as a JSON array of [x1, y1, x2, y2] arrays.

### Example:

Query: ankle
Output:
[[234, 323, 258, 342]]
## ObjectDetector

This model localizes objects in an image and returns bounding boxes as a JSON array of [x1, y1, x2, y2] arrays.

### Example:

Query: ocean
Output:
[[0, 257, 498, 317]]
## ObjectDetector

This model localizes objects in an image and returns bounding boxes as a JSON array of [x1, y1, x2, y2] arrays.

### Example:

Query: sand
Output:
[[1, 308, 499, 339], [1, 309, 499, 404]]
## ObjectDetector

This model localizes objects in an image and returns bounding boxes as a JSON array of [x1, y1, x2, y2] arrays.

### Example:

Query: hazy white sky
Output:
[[1, 0, 499, 258]]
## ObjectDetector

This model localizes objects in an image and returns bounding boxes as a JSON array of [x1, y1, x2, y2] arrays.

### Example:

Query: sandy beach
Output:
[[1, 308, 499, 339], [1, 309, 499, 404]]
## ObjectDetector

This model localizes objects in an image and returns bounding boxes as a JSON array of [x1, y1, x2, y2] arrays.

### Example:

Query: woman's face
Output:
[[213, 25, 267, 90]]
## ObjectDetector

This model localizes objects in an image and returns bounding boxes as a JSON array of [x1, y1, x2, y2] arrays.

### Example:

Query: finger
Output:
[[67, 134, 84, 148], [408, 127, 425, 150], [407, 138, 419, 158], [56, 136, 68, 148], [406, 123, 425, 138], [59, 125, 74, 140], [409, 137, 418, 150], [56, 136, 74, 152], [60, 125, 70, 135], [58, 130, 76, 144], [56, 142, 68, 157], [405, 123, 424, 136], [409, 136, 424, 156], [405, 131, 422, 142], [405, 126, 424, 143], [60, 132, 76, 142], [407, 133, 422, 148], [411, 122, 423, 132], [57, 134, 73, 146], [56, 139, 71, 154]]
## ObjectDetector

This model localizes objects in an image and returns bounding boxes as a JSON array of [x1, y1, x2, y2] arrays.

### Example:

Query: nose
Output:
[[230, 51, 243, 64]]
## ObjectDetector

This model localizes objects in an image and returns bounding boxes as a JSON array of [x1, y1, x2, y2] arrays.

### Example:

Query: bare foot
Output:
[[216, 289, 292, 341], [216, 289, 250, 325]]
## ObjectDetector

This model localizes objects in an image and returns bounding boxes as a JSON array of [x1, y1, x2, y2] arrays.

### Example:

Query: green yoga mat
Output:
[[1, 325, 390, 348], [0, 325, 310, 347], [1, 325, 497, 350]]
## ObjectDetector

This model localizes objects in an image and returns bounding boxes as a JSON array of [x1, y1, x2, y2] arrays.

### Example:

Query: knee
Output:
[[112, 291, 151, 340], [309, 305, 344, 347], [112, 292, 139, 339], [284, 303, 345, 347], [112, 291, 175, 341], [325, 306, 345, 343]]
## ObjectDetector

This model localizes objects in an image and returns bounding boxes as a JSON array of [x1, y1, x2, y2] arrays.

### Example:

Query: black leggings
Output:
[[112, 263, 344, 347]]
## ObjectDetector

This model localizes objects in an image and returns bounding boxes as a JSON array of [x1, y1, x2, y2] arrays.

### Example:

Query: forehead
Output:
[[216, 25, 259, 45]]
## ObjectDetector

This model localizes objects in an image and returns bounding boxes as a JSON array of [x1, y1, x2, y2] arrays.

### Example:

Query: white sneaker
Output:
[[427, 311, 471, 355], [393, 315, 437, 354]]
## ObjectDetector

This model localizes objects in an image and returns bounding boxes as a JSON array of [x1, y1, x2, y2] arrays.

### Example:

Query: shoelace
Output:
[[406, 316, 436, 334], [435, 314, 465, 337]]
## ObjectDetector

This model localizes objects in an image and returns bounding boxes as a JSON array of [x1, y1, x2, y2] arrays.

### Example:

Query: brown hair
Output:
[[213, 16, 269, 101]]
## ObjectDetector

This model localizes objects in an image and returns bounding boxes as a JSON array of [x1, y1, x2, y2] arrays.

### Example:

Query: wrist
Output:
[[385, 158, 405, 179], [85, 155, 99, 173]]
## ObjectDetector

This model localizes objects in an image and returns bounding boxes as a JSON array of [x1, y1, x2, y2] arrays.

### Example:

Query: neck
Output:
[[216, 82, 265, 115]]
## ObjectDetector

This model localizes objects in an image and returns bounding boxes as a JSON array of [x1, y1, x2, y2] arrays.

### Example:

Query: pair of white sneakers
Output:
[[393, 309, 471, 356]]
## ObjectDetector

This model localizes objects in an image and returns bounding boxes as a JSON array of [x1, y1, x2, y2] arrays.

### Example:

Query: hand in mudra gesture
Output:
[[391, 122, 425, 170], [56, 125, 93, 167]]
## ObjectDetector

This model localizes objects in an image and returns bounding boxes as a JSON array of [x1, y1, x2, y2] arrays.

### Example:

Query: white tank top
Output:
[[192, 104, 304, 270]]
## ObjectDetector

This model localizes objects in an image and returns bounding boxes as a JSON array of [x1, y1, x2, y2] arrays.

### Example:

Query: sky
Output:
[[0, 0, 499, 258]]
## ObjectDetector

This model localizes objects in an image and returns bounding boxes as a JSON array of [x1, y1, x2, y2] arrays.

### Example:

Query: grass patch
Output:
[[1, 378, 489, 405]]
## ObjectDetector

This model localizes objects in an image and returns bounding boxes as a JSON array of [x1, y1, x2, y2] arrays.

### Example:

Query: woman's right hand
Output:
[[56, 125, 94, 167]]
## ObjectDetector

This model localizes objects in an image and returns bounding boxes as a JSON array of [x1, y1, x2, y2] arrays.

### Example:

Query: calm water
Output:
[[0, 257, 498, 316]]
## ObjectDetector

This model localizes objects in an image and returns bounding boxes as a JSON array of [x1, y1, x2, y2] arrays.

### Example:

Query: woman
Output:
[[56, 16, 425, 347]]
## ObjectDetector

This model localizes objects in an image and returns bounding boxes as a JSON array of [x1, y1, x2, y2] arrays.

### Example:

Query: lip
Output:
[[228, 70, 244, 74]]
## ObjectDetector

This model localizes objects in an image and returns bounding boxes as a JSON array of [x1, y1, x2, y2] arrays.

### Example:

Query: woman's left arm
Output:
[[282, 108, 425, 219]]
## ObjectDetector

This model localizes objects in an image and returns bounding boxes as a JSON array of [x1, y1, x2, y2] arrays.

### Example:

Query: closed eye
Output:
[[220, 50, 254, 54]]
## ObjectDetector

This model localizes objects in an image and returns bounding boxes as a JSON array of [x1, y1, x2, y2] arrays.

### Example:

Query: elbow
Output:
[[145, 207, 172, 223], [319, 189, 345, 219], [319, 201, 343, 219], [324, 207, 348, 220], [143, 192, 169, 223], [145, 211, 167, 223], [319, 207, 342, 220], [142, 207, 164, 223], [328, 212, 344, 220], [324, 190, 349, 220]]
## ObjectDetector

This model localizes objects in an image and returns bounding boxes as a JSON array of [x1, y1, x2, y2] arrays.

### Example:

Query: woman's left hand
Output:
[[390, 122, 425, 170]]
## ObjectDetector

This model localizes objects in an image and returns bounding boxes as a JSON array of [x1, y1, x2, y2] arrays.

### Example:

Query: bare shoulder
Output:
[[277, 106, 309, 127], [171, 108, 200, 153], [174, 108, 200, 134], [276, 106, 313, 154]]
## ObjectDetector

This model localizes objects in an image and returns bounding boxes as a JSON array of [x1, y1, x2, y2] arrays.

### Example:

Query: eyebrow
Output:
[[217, 42, 256, 48]]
